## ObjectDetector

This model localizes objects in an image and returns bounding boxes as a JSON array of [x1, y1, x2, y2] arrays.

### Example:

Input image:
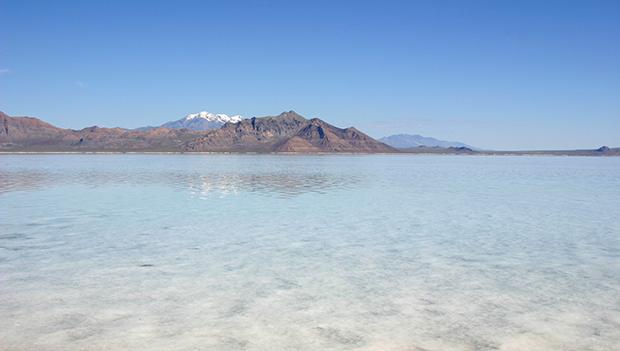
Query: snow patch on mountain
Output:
[[137, 111, 244, 131], [184, 111, 243, 124]]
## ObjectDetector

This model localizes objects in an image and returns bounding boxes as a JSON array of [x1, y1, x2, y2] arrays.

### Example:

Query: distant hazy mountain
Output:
[[138, 111, 243, 131], [380, 134, 475, 149]]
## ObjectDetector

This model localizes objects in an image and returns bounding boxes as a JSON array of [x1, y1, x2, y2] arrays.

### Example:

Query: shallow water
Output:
[[1, 155, 619, 351]]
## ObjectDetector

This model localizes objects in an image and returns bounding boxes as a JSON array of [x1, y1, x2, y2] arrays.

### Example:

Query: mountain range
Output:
[[136, 113, 475, 150], [138, 112, 477, 150], [1, 110, 617, 155], [0, 110, 395, 153]]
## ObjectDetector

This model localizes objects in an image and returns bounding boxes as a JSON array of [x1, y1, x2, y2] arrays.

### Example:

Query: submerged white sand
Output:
[[1, 155, 619, 350]]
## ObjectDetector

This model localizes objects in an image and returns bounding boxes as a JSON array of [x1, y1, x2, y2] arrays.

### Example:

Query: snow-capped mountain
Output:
[[137, 111, 244, 131], [183, 111, 242, 124]]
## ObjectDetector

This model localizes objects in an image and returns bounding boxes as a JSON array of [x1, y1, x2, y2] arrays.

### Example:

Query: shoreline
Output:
[[0, 151, 618, 156]]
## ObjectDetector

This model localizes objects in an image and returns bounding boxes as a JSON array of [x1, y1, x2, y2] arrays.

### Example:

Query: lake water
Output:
[[1, 155, 619, 351]]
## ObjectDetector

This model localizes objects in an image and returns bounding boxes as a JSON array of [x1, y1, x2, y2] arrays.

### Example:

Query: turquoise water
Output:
[[1, 155, 619, 351]]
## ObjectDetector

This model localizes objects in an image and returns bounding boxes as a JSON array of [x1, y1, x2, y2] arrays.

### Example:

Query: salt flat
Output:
[[1, 155, 619, 350]]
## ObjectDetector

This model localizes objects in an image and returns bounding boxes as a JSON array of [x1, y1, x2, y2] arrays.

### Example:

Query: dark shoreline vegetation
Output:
[[1, 111, 618, 156]]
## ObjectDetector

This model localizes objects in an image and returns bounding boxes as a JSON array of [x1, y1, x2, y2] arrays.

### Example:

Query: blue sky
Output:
[[1, 0, 618, 149]]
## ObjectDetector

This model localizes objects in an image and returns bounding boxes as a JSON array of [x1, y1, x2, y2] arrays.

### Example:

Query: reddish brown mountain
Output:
[[0, 111, 205, 151], [0, 111, 67, 143]]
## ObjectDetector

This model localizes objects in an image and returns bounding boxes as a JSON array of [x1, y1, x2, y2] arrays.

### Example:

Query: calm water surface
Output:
[[1, 155, 619, 350]]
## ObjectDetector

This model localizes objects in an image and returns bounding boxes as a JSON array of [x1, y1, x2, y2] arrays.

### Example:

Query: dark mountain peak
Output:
[[271, 110, 306, 121], [344, 126, 362, 134], [297, 121, 328, 141], [597, 146, 610, 152]]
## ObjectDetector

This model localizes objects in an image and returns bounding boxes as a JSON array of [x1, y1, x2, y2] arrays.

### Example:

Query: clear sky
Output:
[[1, 0, 618, 150]]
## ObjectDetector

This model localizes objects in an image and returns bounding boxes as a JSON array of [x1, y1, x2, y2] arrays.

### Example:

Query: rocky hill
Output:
[[186, 111, 396, 153]]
